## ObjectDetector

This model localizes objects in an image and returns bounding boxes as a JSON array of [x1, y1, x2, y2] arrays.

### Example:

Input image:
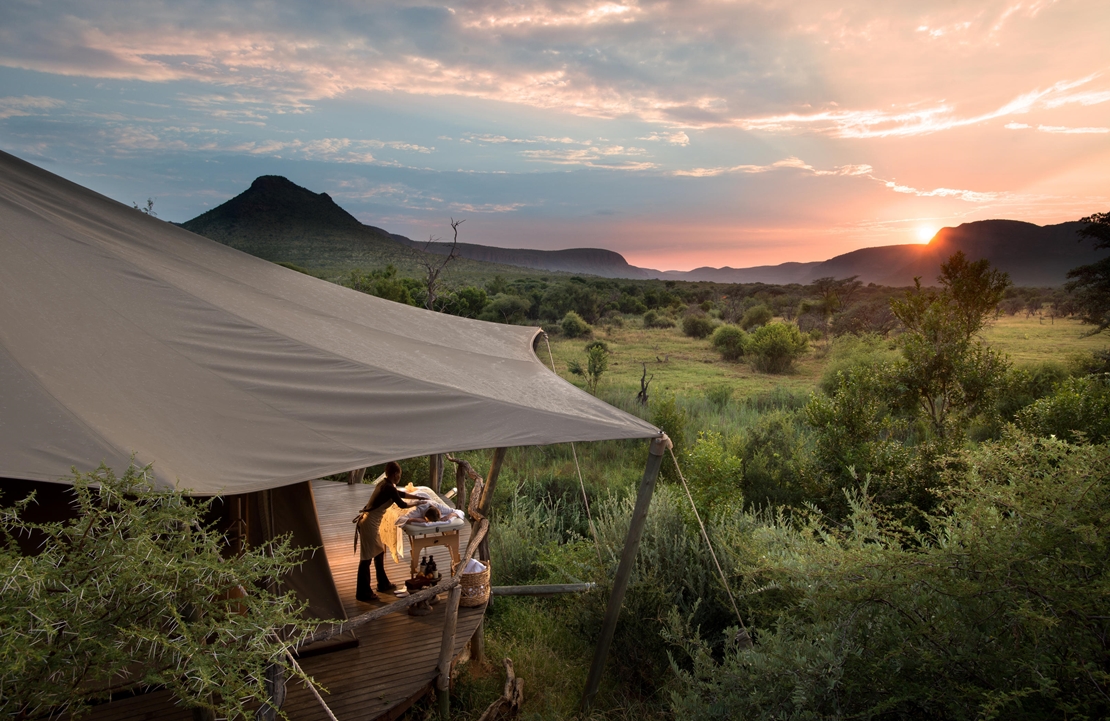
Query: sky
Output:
[[1, 1, 1108, 271]]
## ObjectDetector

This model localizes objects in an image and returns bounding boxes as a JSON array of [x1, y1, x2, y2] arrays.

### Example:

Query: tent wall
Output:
[[245, 481, 347, 622]]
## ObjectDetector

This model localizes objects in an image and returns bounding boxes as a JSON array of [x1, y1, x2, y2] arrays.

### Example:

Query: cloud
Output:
[[733, 74, 1110, 138], [639, 131, 689, 146], [2, 0, 1102, 137], [1005, 120, 1109, 134], [0, 95, 65, 119], [674, 157, 872, 178], [1035, 124, 1109, 134], [675, 155, 1002, 204], [519, 145, 653, 169]]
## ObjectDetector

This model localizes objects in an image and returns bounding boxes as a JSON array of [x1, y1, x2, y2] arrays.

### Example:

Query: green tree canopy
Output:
[[1066, 211, 1110, 333]]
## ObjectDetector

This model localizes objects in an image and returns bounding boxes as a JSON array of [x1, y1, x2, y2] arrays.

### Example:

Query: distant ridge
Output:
[[183, 176, 1107, 287], [399, 239, 654, 279]]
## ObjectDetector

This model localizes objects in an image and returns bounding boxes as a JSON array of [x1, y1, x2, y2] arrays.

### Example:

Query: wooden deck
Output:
[[84, 480, 486, 721]]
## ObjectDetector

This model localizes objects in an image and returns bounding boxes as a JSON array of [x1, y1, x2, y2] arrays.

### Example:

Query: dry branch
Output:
[[476, 658, 524, 721]]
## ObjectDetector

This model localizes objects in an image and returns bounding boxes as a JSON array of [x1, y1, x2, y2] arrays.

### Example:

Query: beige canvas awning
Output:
[[0, 150, 659, 495]]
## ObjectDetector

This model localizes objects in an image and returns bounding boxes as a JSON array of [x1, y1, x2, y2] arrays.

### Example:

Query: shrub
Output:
[[995, 361, 1069, 421], [0, 465, 313, 720], [560, 310, 592, 338], [739, 304, 773, 330], [682, 313, 716, 339], [651, 395, 687, 478], [643, 310, 675, 329], [683, 431, 744, 511], [747, 322, 808, 373], [1016, 373, 1110, 443], [738, 409, 813, 509], [710, 324, 747, 361], [818, 333, 899, 395], [478, 293, 531, 324], [704, 384, 733, 410], [669, 432, 1110, 721]]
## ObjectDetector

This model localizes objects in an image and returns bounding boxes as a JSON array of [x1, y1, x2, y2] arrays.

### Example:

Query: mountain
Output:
[[184, 176, 1106, 287], [181, 176, 430, 274], [398, 238, 655, 279], [675, 220, 1106, 287]]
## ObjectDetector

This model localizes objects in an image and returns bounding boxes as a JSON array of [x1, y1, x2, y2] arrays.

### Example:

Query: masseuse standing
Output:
[[354, 461, 422, 600]]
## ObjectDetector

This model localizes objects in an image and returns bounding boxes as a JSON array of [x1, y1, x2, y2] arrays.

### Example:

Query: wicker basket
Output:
[[459, 561, 491, 607]]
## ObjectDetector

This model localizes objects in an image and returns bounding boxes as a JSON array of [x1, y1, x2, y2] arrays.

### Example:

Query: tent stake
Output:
[[580, 434, 670, 713]]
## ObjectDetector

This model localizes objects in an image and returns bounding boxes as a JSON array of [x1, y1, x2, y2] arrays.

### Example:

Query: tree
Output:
[[420, 218, 463, 311], [890, 251, 1011, 440], [568, 340, 609, 394], [1065, 211, 1110, 333], [0, 464, 315, 720]]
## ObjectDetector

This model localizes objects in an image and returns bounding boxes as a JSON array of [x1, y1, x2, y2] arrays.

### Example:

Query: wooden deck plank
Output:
[[82, 480, 485, 721]]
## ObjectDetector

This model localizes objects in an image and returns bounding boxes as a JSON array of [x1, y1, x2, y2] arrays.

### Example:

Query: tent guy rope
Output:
[[667, 446, 753, 648], [541, 333, 604, 564]]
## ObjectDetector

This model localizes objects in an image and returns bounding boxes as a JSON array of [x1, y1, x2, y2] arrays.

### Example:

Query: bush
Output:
[[1016, 373, 1110, 443], [710, 324, 747, 361], [739, 304, 773, 330], [669, 432, 1110, 721], [738, 410, 813, 509], [478, 293, 531, 324], [704, 384, 733, 410], [643, 310, 675, 329], [683, 431, 744, 511], [995, 361, 1069, 421], [560, 310, 592, 338], [747, 322, 808, 373], [682, 313, 717, 339], [651, 395, 687, 478], [818, 333, 899, 395], [0, 465, 313, 720]]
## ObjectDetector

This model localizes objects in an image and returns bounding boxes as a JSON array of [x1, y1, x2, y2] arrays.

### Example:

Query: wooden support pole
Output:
[[492, 583, 596, 597], [429, 454, 444, 493], [470, 618, 486, 665], [436, 584, 463, 718], [477, 447, 508, 563], [347, 467, 366, 485], [476, 447, 508, 517], [579, 434, 670, 713]]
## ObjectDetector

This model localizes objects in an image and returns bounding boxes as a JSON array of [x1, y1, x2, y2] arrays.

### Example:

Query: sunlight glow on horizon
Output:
[[916, 225, 938, 243]]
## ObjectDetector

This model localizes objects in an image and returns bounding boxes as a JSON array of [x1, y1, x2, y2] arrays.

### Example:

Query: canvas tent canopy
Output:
[[0, 150, 660, 495]]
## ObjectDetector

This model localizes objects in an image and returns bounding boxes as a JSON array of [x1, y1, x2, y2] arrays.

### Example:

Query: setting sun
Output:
[[916, 225, 938, 243]]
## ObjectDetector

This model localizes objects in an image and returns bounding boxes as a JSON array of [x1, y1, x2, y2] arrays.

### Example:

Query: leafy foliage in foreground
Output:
[[669, 432, 1110, 721], [0, 465, 315, 720]]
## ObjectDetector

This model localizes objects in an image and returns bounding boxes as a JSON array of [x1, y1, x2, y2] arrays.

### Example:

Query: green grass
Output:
[[544, 319, 825, 403], [982, 315, 1109, 366]]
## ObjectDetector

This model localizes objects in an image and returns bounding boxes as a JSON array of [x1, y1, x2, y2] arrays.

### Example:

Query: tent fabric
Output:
[[0, 150, 660, 495]]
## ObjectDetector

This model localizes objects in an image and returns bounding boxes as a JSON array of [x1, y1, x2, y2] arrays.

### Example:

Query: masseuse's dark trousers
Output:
[[356, 554, 390, 601]]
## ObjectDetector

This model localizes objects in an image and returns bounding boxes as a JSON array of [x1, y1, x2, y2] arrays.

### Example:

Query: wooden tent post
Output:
[[579, 434, 670, 712], [429, 454, 444, 492], [476, 447, 508, 563], [436, 584, 463, 717]]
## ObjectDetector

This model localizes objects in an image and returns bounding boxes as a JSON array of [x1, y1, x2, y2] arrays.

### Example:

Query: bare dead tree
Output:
[[421, 218, 464, 311], [636, 363, 653, 406]]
